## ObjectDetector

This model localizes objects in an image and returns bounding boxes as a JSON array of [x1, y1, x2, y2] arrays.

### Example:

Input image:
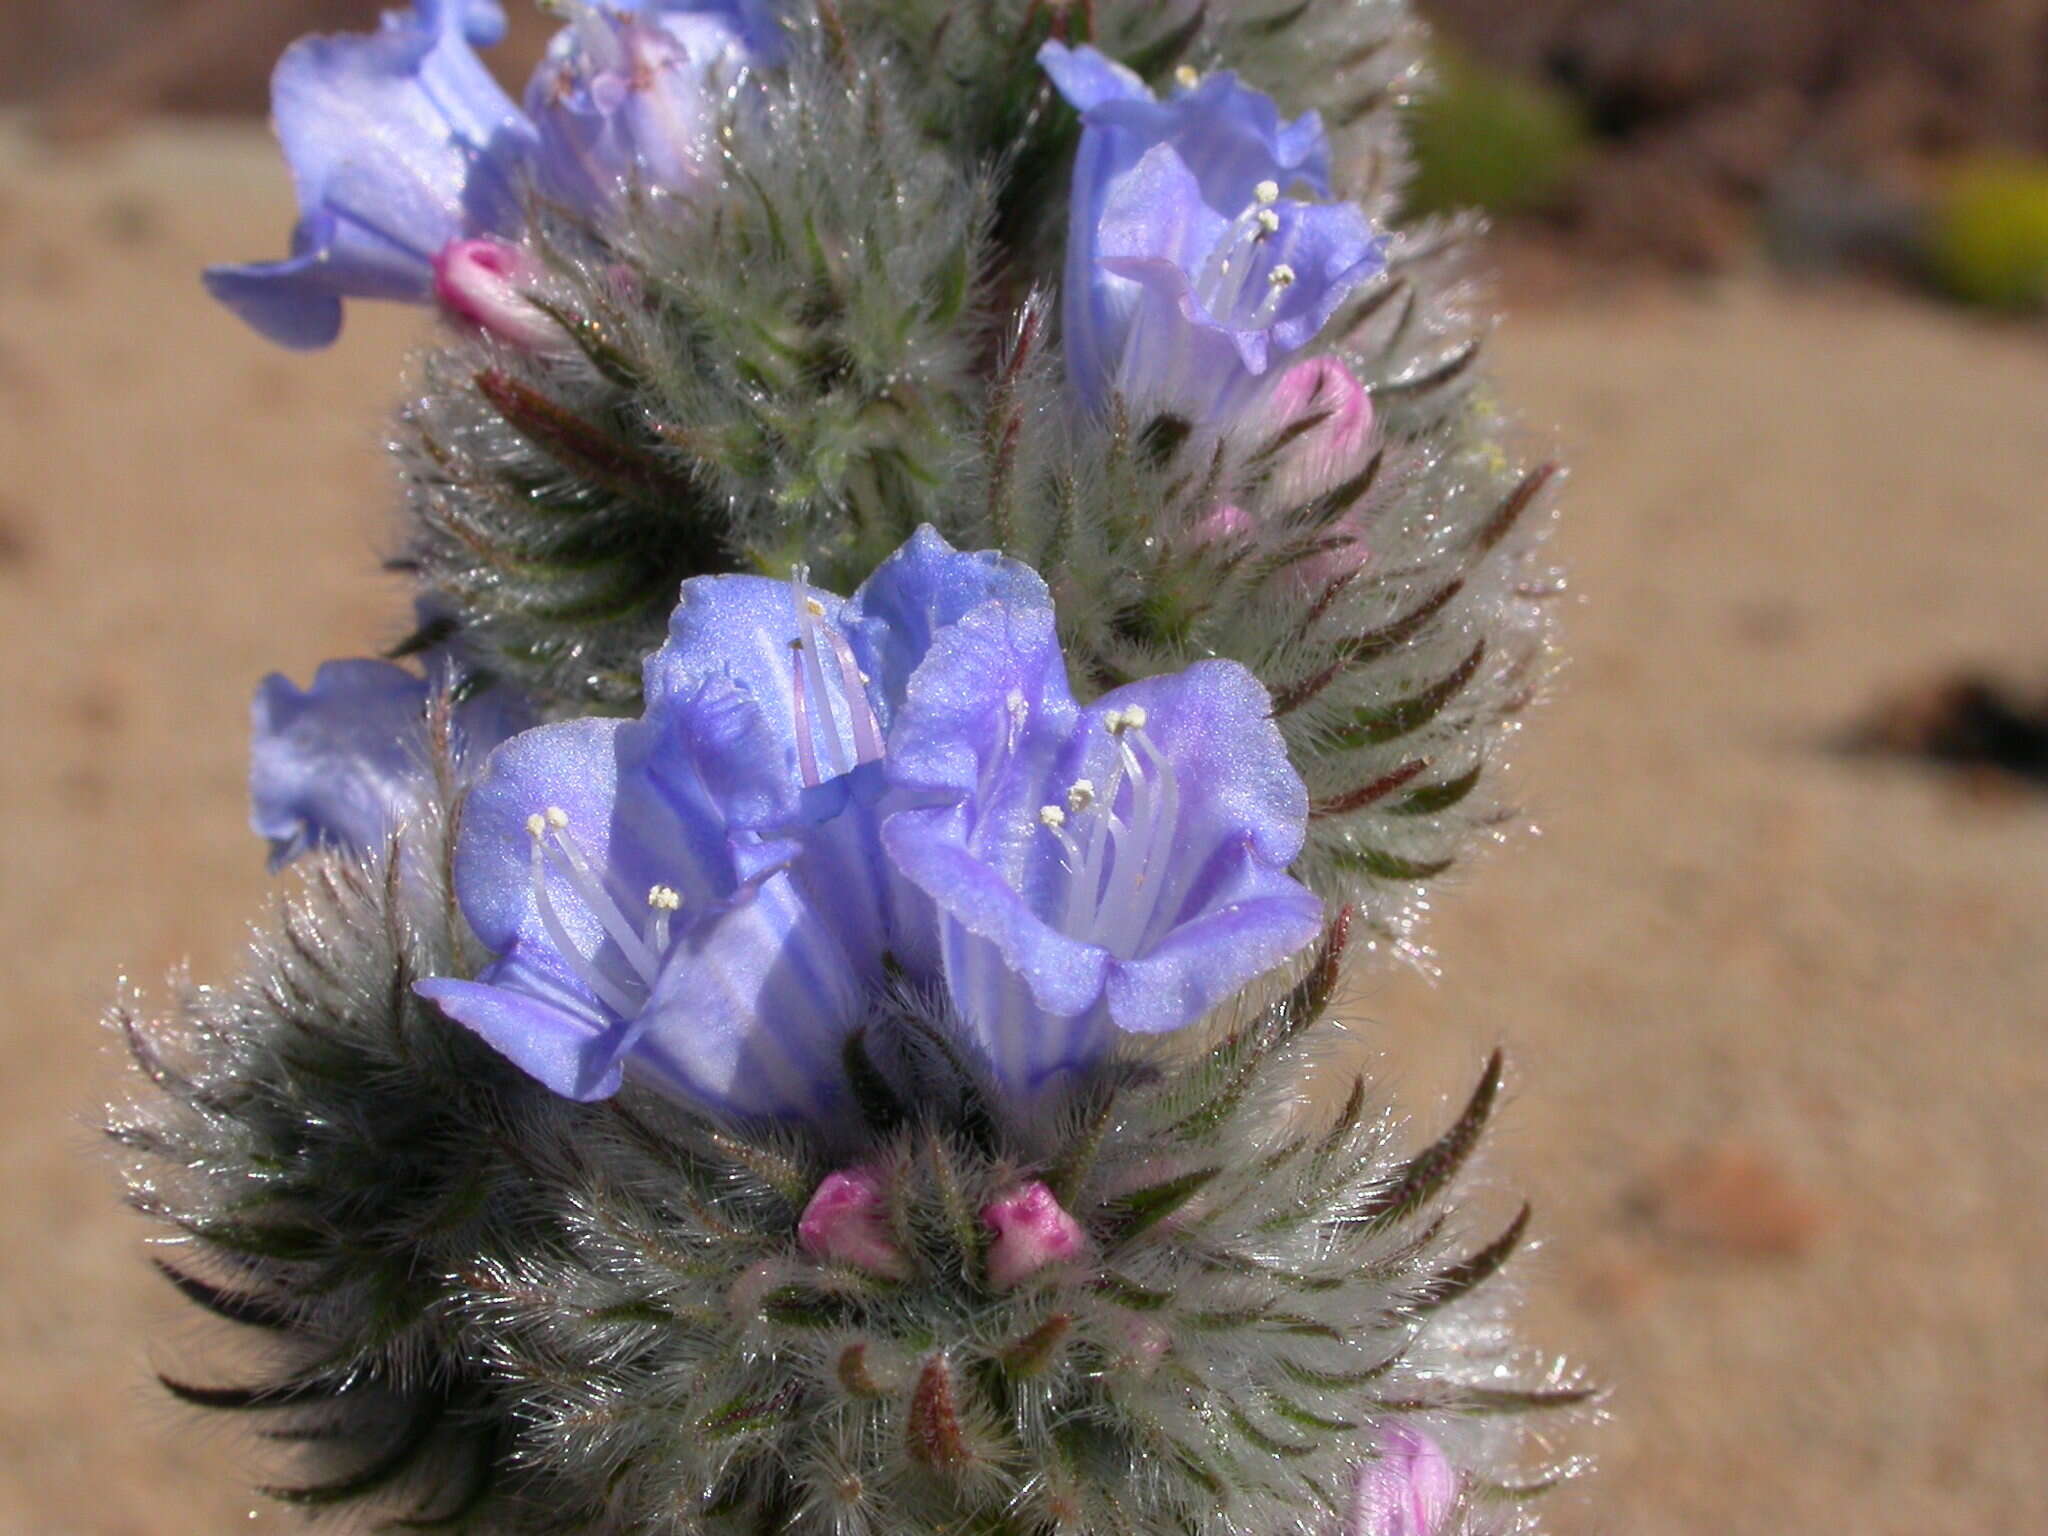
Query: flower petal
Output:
[[250, 659, 430, 866], [211, 1, 532, 344], [629, 871, 867, 1119], [203, 239, 347, 350], [881, 600, 1112, 1024], [1036, 39, 1151, 114], [842, 524, 1052, 711], [416, 959, 624, 1100]]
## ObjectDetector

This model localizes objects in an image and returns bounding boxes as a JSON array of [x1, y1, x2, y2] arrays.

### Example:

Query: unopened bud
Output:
[[798, 1168, 909, 1280], [432, 238, 563, 351], [982, 1181, 1087, 1290], [1342, 1425, 1458, 1536]]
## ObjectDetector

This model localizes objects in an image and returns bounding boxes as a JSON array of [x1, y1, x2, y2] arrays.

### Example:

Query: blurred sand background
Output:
[[3, 5, 2047, 1534]]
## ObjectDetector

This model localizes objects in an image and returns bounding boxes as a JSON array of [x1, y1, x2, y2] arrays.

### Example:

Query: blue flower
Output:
[[416, 529, 1320, 1120], [1040, 42, 1385, 421], [524, 2, 773, 215], [204, 1, 536, 349], [251, 656, 528, 869]]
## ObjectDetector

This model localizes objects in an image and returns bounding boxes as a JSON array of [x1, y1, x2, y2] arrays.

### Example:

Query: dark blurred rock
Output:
[[1848, 671, 2048, 788]]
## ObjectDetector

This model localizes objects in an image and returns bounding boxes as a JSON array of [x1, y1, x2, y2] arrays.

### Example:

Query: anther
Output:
[[1269, 265, 1296, 290], [1256, 208, 1280, 235], [527, 813, 547, 839], [1039, 805, 1067, 829], [1066, 779, 1096, 814], [546, 806, 570, 829], [1174, 64, 1200, 89], [647, 885, 681, 912], [1254, 180, 1280, 205]]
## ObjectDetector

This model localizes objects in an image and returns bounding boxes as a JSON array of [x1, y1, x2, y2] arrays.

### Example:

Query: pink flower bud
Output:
[[982, 1181, 1087, 1290], [1342, 1425, 1458, 1536], [432, 238, 563, 351], [1264, 355, 1376, 588], [798, 1169, 909, 1280], [1258, 355, 1375, 505], [1191, 357, 1375, 587]]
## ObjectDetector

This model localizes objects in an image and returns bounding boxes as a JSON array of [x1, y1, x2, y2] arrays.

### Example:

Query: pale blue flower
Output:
[[251, 656, 528, 869], [203, 0, 536, 348], [1041, 42, 1385, 420], [524, 2, 773, 215], [417, 529, 1320, 1120]]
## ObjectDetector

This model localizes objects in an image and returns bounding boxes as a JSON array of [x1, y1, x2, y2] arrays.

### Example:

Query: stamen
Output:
[[1097, 726, 1179, 956], [1194, 201, 1278, 321], [528, 808, 663, 992], [790, 641, 822, 788], [788, 567, 884, 787], [647, 884, 681, 953], [791, 572, 849, 785], [1246, 264, 1298, 328], [821, 623, 885, 765], [1039, 716, 1182, 957], [526, 815, 645, 1019]]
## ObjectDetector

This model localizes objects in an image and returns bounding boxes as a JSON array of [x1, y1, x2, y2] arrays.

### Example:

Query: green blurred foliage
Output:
[[1404, 49, 1590, 219], [1925, 155, 2048, 312]]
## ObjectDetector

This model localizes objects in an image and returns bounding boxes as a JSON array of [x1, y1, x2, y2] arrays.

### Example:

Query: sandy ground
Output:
[[1, 122, 2043, 1534]]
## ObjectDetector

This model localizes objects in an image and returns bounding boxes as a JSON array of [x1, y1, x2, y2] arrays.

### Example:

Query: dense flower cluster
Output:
[[136, 5, 1582, 1533], [411, 528, 1320, 1116]]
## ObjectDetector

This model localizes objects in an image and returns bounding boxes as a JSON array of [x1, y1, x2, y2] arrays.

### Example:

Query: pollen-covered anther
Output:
[[1174, 64, 1201, 89], [1269, 263, 1297, 289], [1065, 779, 1096, 814], [1038, 805, 1067, 829], [647, 885, 681, 912], [1256, 207, 1281, 235], [1254, 178, 1280, 205]]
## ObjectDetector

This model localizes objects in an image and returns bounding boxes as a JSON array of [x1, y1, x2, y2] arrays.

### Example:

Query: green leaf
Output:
[[1102, 1165, 1222, 1245], [263, 1399, 444, 1505], [842, 1027, 907, 1135], [1323, 639, 1486, 750], [1390, 760, 1484, 817], [1324, 845, 1454, 881], [1357, 1049, 1503, 1228], [1405, 1202, 1530, 1314]]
